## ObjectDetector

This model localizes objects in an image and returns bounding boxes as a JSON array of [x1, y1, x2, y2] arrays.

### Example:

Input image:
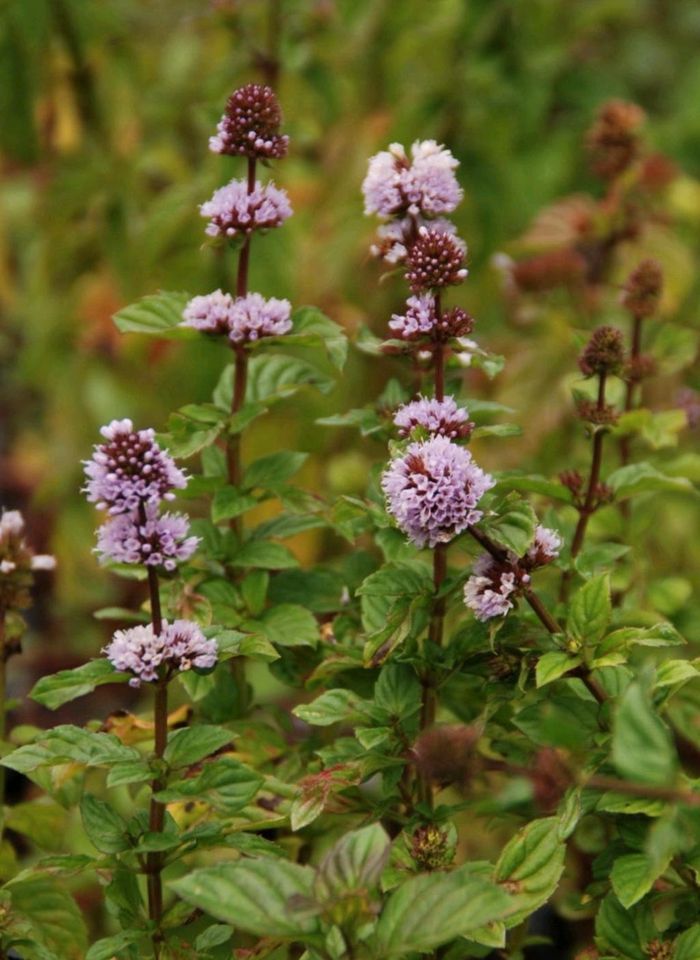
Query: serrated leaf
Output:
[[156, 757, 262, 812], [246, 604, 319, 648], [479, 494, 537, 556], [244, 451, 308, 490], [673, 924, 700, 960], [80, 795, 130, 854], [607, 462, 696, 500], [170, 859, 320, 938], [212, 486, 258, 523], [595, 894, 645, 960], [612, 682, 678, 786], [30, 660, 125, 710], [293, 689, 361, 727], [6, 873, 88, 960], [1, 725, 139, 773], [567, 574, 611, 646], [495, 818, 566, 927], [113, 291, 192, 339], [316, 824, 390, 900], [374, 866, 512, 956], [231, 540, 299, 569], [86, 931, 144, 960], [163, 725, 233, 769], [536, 652, 582, 687], [611, 852, 670, 908]]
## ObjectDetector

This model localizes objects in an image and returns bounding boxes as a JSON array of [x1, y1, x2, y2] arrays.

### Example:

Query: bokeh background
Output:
[[1, 0, 699, 718]]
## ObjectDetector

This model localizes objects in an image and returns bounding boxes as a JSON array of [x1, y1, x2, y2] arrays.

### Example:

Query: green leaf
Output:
[[30, 660, 125, 710], [156, 757, 262, 813], [163, 725, 234, 769], [567, 574, 611, 646], [536, 652, 582, 687], [610, 852, 670, 908], [231, 540, 299, 569], [674, 924, 700, 960], [602, 623, 685, 651], [194, 925, 234, 951], [1, 725, 139, 773], [595, 894, 645, 960], [247, 604, 319, 648], [374, 663, 422, 721], [246, 355, 334, 403], [6, 873, 88, 960], [357, 562, 432, 636], [612, 682, 678, 786], [494, 817, 566, 927], [374, 866, 512, 956], [5, 800, 67, 850], [607, 462, 696, 500], [265, 306, 348, 370], [86, 931, 144, 960], [316, 824, 390, 900], [113, 291, 192, 339], [170, 859, 321, 938], [211, 486, 258, 523], [293, 689, 362, 727], [495, 474, 573, 503], [80, 795, 130, 854], [479, 494, 537, 556], [244, 451, 309, 490]]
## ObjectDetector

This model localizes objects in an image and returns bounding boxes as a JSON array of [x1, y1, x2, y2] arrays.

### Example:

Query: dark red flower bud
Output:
[[210, 83, 289, 160], [620, 259, 663, 318], [578, 325, 625, 377], [586, 99, 645, 180], [406, 227, 468, 292]]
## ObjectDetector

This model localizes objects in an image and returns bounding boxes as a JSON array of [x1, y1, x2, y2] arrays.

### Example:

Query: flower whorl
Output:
[[210, 83, 289, 160], [104, 620, 217, 687], [381, 436, 494, 548], [201, 180, 292, 240], [182, 291, 292, 344]]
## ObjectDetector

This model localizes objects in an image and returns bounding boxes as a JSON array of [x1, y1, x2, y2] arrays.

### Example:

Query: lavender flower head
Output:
[[394, 396, 472, 440], [381, 436, 494, 548], [84, 419, 187, 515], [0, 510, 56, 613], [389, 294, 474, 342], [182, 291, 292, 344], [210, 83, 289, 160], [96, 507, 199, 572], [104, 619, 218, 687], [464, 555, 519, 622], [362, 141, 462, 219], [201, 179, 292, 240], [526, 525, 563, 567]]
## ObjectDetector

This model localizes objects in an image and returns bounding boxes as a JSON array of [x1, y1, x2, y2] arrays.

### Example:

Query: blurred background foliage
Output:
[[0, 0, 698, 705]]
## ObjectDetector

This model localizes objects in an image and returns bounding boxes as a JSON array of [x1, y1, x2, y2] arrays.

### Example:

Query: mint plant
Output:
[[0, 85, 697, 960]]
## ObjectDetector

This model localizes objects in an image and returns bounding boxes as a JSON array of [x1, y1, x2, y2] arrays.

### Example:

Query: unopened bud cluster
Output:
[[0, 510, 55, 616]]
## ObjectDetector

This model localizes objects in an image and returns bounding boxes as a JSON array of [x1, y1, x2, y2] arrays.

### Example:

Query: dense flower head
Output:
[[389, 294, 438, 340], [463, 555, 519, 622], [210, 83, 289, 160], [84, 419, 187, 515], [405, 226, 468, 292], [526, 525, 563, 567], [578, 325, 625, 377], [96, 508, 199, 572], [620, 259, 663, 318], [381, 435, 494, 548], [370, 217, 459, 265], [586, 99, 646, 180], [394, 396, 472, 440], [362, 140, 462, 219], [104, 619, 217, 687], [182, 290, 292, 344], [201, 179, 292, 240], [0, 510, 55, 613]]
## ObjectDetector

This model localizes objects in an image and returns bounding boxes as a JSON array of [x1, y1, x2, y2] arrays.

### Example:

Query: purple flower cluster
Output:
[[381, 436, 494, 548], [182, 291, 292, 344], [84, 419, 186, 515], [84, 420, 197, 573], [464, 525, 562, 621], [104, 619, 218, 687], [209, 83, 289, 160], [370, 217, 459, 265], [362, 141, 462, 219], [201, 179, 292, 240], [394, 396, 472, 439], [463, 555, 519, 622], [96, 508, 199, 572]]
